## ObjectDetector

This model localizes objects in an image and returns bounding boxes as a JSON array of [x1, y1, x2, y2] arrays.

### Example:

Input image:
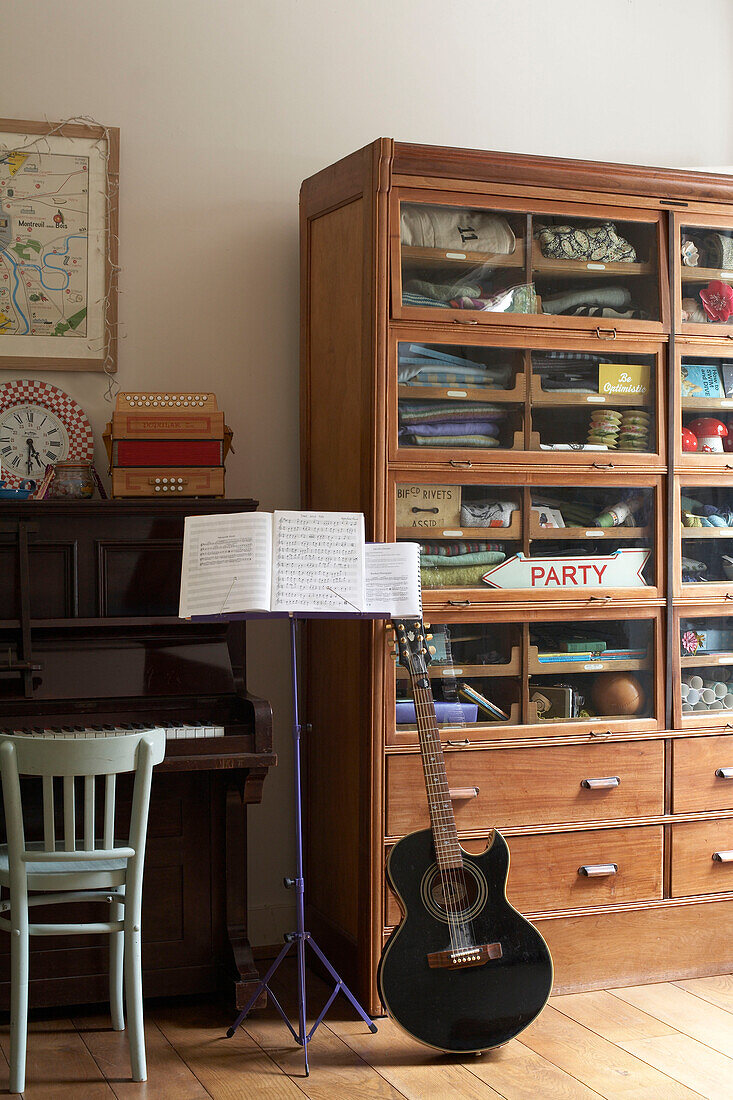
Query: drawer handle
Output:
[[449, 459, 473, 469], [453, 317, 478, 325], [581, 776, 620, 790], [448, 786, 479, 800], [448, 600, 471, 607], [595, 327, 617, 340], [715, 768, 733, 779], [713, 851, 733, 863], [578, 863, 618, 877], [446, 739, 470, 747]]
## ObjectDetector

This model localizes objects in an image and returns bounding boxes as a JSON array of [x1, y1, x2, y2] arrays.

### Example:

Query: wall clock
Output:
[[0, 380, 93, 487]]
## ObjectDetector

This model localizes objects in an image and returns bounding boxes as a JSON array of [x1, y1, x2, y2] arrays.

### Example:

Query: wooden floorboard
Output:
[[0, 971, 732, 1096]]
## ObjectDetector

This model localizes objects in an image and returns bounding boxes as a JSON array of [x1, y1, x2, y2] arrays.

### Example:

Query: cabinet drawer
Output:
[[385, 741, 664, 837], [671, 820, 733, 897], [385, 825, 663, 925], [673, 735, 733, 813]]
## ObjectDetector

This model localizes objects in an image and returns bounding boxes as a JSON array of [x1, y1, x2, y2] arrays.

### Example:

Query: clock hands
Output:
[[26, 438, 42, 474]]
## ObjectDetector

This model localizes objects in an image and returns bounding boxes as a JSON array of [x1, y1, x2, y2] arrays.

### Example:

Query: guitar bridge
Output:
[[426, 942, 503, 970]]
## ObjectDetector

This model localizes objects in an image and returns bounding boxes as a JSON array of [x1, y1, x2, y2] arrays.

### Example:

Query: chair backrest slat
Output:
[[84, 776, 95, 850], [104, 774, 116, 849], [42, 777, 55, 853], [63, 776, 75, 852]]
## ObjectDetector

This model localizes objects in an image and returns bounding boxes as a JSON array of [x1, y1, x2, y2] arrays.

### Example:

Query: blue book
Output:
[[680, 363, 724, 398]]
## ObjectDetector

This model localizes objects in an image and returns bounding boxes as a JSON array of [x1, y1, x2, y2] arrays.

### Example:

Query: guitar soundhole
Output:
[[421, 862, 487, 924]]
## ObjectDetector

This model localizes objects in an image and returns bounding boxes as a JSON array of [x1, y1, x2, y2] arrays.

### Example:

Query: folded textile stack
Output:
[[460, 500, 518, 527], [403, 280, 537, 314], [417, 538, 507, 589], [542, 286, 639, 317], [536, 222, 637, 263], [530, 495, 599, 527], [398, 401, 506, 448], [702, 232, 733, 270], [682, 506, 733, 527], [398, 343, 512, 389], [533, 350, 609, 393], [681, 555, 707, 582]]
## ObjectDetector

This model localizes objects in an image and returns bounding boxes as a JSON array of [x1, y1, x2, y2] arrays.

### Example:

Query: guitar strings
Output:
[[412, 677, 479, 957]]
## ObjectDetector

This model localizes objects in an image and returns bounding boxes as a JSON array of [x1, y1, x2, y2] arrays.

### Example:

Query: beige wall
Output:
[[4, 0, 733, 943]]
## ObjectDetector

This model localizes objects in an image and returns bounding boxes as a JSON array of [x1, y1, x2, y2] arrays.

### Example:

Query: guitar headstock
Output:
[[389, 619, 435, 675]]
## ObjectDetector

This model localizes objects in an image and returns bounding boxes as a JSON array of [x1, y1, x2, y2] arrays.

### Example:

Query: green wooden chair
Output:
[[0, 729, 166, 1093]]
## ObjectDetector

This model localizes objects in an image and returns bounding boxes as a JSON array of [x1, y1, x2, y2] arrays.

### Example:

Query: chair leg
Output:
[[123, 912, 146, 1081], [109, 894, 124, 1031], [9, 895, 29, 1094]]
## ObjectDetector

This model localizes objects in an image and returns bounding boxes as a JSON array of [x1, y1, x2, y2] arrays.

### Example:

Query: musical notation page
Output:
[[179, 512, 273, 617], [272, 511, 365, 613]]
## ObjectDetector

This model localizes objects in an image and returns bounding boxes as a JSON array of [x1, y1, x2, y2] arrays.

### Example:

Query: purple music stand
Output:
[[194, 610, 382, 1075]]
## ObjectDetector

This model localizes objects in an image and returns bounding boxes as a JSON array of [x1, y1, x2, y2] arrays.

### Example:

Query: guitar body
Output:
[[379, 827, 553, 1053]]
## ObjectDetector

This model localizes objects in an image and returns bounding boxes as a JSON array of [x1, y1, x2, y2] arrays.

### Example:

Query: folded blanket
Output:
[[541, 286, 631, 315], [398, 402, 504, 423], [537, 222, 636, 263], [420, 550, 506, 568], [406, 278, 482, 302], [399, 368, 512, 388], [703, 232, 733, 270], [561, 306, 649, 319], [402, 292, 450, 309], [451, 284, 537, 313], [419, 541, 502, 556], [401, 205, 516, 255], [399, 420, 500, 437], [421, 559, 505, 588], [406, 434, 500, 448]]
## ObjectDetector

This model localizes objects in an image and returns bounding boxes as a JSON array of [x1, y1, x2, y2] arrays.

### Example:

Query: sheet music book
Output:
[[178, 510, 422, 618]]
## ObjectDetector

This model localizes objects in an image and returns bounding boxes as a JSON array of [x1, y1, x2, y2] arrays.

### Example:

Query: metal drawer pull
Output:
[[581, 776, 620, 790], [448, 786, 479, 800], [446, 738, 470, 747], [595, 327, 617, 340], [578, 863, 618, 877], [715, 768, 733, 779], [449, 459, 473, 468], [713, 851, 733, 862]]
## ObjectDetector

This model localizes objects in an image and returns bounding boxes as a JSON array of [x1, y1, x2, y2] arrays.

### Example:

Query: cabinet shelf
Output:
[[530, 378, 652, 408], [401, 242, 525, 271], [531, 242, 655, 280], [398, 515, 521, 542], [397, 377, 525, 403], [396, 702, 521, 730], [528, 644, 650, 675], [680, 266, 733, 286], [681, 395, 733, 412], [396, 646, 521, 681], [681, 527, 733, 538], [680, 653, 733, 668], [529, 522, 650, 541]]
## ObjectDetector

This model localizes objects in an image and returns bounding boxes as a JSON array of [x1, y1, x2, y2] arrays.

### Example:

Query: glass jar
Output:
[[47, 460, 95, 499]]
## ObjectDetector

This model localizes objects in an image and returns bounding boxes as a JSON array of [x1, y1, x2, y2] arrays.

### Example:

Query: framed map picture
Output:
[[0, 118, 119, 372]]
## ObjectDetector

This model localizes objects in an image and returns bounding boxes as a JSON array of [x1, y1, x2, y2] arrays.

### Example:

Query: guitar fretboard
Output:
[[410, 674, 463, 871]]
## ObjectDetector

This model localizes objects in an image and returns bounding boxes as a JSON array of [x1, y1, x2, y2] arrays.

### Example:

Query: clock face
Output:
[[0, 404, 70, 476], [0, 380, 93, 487]]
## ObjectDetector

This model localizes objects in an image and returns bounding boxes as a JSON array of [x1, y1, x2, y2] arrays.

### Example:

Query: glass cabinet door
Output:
[[387, 613, 660, 746], [676, 216, 733, 335], [678, 482, 733, 595], [390, 334, 662, 463], [394, 479, 659, 598], [678, 347, 733, 467], [393, 192, 662, 332], [677, 613, 733, 727]]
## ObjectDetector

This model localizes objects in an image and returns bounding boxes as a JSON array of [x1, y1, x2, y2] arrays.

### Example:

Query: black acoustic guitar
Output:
[[378, 618, 553, 1053]]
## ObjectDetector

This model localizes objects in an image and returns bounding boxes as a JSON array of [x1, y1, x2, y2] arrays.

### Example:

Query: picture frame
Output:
[[0, 117, 119, 372]]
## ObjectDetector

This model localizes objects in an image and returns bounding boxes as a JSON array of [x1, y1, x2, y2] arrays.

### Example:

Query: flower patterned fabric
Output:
[[537, 222, 637, 263]]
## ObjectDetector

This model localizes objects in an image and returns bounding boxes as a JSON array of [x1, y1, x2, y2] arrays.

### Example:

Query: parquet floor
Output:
[[4, 966, 733, 1098]]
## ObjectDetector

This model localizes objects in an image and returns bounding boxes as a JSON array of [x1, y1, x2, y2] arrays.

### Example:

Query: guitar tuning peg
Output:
[[425, 633, 433, 640], [429, 645, 436, 655], [423, 622, 431, 630]]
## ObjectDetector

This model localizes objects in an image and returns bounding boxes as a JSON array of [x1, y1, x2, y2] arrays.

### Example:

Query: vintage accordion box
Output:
[[104, 392, 233, 497]]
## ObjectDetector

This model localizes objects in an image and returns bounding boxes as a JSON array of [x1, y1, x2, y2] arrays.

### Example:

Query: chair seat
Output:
[[0, 843, 127, 890]]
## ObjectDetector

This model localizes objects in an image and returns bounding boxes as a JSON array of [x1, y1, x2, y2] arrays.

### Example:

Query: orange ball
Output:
[[591, 673, 644, 716]]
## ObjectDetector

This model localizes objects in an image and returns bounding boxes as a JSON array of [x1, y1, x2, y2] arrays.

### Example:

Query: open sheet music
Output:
[[179, 510, 421, 618]]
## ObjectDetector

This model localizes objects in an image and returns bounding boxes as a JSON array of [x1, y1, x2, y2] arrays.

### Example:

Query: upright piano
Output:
[[0, 499, 275, 1008]]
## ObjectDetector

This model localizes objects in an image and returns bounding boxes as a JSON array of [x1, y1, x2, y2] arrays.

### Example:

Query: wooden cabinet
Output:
[[300, 139, 733, 1010]]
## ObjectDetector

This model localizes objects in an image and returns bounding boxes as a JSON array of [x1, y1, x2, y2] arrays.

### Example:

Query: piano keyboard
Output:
[[0, 722, 226, 740]]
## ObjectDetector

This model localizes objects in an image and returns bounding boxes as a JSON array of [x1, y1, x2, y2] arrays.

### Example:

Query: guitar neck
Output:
[[409, 670, 462, 871]]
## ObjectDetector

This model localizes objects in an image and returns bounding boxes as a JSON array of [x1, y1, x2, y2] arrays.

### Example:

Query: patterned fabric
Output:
[[398, 402, 504, 423], [400, 205, 516, 254], [541, 286, 631, 315], [418, 541, 502, 556], [537, 222, 636, 263], [460, 501, 517, 527], [420, 549, 506, 568], [703, 232, 733, 269], [406, 279, 482, 302], [406, 434, 500, 448], [399, 420, 500, 437], [450, 284, 537, 313], [421, 559, 505, 588], [402, 292, 450, 309]]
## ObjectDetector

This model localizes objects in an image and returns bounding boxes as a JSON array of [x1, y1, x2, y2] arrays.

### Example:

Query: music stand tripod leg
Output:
[[226, 614, 376, 1076]]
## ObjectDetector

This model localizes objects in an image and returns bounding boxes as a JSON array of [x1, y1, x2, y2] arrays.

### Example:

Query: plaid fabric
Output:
[[419, 541, 504, 555], [402, 292, 450, 309], [407, 434, 500, 447], [399, 401, 503, 422]]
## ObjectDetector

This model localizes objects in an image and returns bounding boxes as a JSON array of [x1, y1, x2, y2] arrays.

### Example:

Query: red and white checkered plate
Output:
[[0, 380, 94, 488]]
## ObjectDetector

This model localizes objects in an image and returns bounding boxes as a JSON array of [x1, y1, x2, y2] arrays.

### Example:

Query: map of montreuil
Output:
[[0, 150, 89, 338]]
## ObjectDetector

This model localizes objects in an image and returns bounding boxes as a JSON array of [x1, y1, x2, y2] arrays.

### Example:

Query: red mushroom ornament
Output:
[[688, 418, 728, 453], [682, 427, 698, 452]]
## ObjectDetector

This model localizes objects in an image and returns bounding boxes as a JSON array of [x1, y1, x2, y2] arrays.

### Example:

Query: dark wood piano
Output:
[[0, 498, 275, 1009]]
